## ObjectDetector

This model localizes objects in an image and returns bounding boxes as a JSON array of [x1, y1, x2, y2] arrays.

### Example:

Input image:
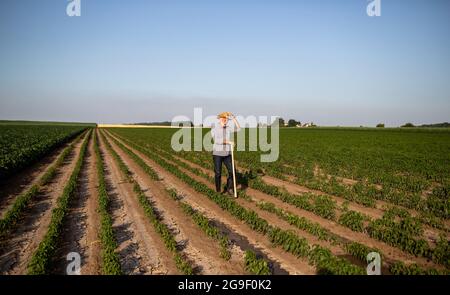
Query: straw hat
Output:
[[217, 112, 231, 119]]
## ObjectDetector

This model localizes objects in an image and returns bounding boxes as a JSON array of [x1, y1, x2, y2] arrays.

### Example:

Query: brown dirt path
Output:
[[0, 133, 88, 275], [98, 132, 179, 275], [0, 137, 78, 218], [50, 133, 101, 274]]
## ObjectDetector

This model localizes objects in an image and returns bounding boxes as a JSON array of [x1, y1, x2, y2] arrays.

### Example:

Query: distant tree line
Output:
[[375, 122, 450, 128], [401, 122, 450, 128], [419, 122, 450, 128]]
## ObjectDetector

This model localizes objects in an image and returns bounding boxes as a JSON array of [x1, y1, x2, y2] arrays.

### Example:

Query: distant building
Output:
[[294, 122, 313, 128]]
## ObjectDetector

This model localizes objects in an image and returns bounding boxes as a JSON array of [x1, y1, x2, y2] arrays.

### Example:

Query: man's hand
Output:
[[223, 140, 234, 146]]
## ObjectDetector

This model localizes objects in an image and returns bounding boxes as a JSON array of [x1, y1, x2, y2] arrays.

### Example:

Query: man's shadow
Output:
[[235, 169, 260, 190]]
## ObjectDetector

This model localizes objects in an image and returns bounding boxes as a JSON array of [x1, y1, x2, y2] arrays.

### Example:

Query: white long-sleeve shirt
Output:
[[211, 120, 238, 156]]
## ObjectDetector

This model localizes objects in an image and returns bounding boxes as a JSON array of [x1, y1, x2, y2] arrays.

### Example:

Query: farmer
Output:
[[211, 112, 241, 195]]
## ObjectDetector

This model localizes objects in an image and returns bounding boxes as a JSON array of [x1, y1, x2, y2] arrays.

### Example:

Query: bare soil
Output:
[[98, 132, 180, 275], [50, 134, 101, 275], [0, 138, 75, 218], [0, 133, 88, 274]]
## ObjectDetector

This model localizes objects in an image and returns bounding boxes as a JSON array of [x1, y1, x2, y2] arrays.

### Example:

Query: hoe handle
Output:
[[230, 143, 238, 198]]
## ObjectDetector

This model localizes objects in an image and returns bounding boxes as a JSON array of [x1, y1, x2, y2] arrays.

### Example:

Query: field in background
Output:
[[98, 124, 176, 128], [0, 122, 91, 179], [0, 124, 448, 275], [0, 120, 96, 126]]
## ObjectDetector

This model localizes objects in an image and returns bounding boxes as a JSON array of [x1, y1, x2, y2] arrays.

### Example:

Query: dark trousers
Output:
[[213, 155, 234, 192]]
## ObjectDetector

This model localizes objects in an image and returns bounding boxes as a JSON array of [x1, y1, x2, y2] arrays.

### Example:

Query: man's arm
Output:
[[229, 114, 241, 132]]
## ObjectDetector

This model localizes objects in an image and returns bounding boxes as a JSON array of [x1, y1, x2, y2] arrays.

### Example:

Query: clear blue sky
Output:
[[0, 0, 449, 126]]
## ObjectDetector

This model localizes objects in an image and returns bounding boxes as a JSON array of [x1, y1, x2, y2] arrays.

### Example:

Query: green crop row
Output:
[[389, 261, 448, 275], [259, 200, 447, 275], [431, 235, 450, 268], [244, 250, 271, 275], [138, 141, 255, 201], [166, 188, 232, 261], [109, 127, 450, 222], [132, 182, 193, 274], [93, 131, 122, 275], [344, 241, 443, 275], [284, 167, 447, 222], [257, 201, 337, 243], [110, 137, 160, 181], [28, 130, 91, 274], [178, 147, 447, 266], [110, 129, 450, 273], [100, 131, 193, 274], [0, 124, 88, 179], [178, 133, 447, 224], [308, 245, 366, 275], [259, 201, 384, 272], [105, 131, 270, 234], [338, 210, 366, 232], [107, 131, 267, 266], [161, 142, 446, 240], [342, 207, 449, 269], [39, 132, 85, 186], [249, 177, 337, 221], [0, 132, 86, 237], [367, 215, 431, 259], [107, 130, 234, 262], [0, 185, 39, 237], [105, 130, 365, 275], [344, 242, 381, 264], [183, 148, 446, 229]]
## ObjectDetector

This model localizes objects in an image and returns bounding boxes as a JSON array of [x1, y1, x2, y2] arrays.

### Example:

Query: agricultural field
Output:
[[0, 126, 448, 275], [0, 122, 93, 179]]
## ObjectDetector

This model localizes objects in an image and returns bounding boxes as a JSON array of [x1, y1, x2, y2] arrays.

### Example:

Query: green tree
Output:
[[276, 117, 285, 127], [288, 119, 299, 127], [401, 123, 415, 128]]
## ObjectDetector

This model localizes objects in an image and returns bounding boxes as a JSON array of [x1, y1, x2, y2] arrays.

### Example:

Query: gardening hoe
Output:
[[230, 142, 238, 198]]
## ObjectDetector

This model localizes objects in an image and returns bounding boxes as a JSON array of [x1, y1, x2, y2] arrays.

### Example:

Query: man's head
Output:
[[217, 112, 231, 125]]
